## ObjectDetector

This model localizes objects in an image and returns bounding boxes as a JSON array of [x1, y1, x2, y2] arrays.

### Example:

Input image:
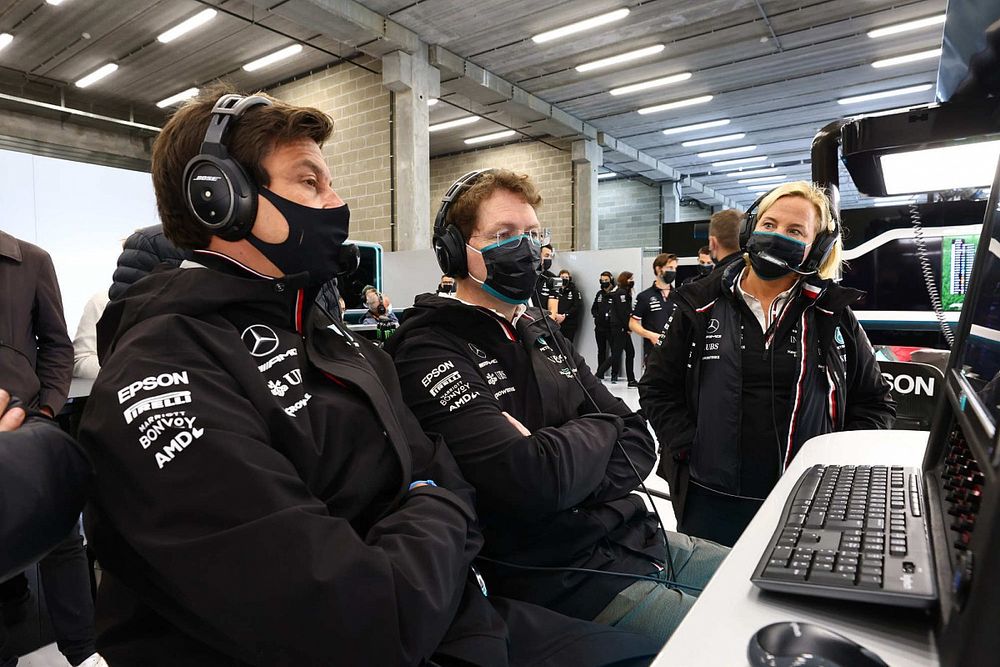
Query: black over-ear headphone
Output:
[[738, 184, 842, 275], [433, 169, 495, 277], [182, 94, 273, 242]]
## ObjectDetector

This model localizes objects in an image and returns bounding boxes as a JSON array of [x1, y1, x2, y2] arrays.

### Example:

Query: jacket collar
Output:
[[0, 230, 22, 262]]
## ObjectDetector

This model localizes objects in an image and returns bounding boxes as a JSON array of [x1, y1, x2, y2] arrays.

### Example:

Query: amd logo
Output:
[[881, 372, 935, 397]]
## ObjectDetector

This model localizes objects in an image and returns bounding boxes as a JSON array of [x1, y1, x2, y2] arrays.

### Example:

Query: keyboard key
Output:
[[805, 511, 826, 528], [812, 562, 834, 572], [835, 564, 857, 574], [858, 575, 883, 589], [764, 566, 808, 582], [890, 545, 907, 556], [808, 571, 856, 587], [860, 565, 882, 576], [786, 514, 807, 527]]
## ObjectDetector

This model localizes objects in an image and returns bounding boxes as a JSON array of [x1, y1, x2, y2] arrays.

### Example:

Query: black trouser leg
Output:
[[598, 329, 624, 381], [594, 328, 610, 377], [623, 333, 636, 382], [38, 525, 96, 666]]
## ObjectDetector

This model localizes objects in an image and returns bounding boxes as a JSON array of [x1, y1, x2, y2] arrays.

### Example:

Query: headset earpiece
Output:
[[182, 94, 273, 242], [432, 169, 495, 277]]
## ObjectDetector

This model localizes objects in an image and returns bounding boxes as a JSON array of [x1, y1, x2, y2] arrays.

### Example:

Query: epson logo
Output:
[[881, 372, 935, 397], [193, 175, 221, 182]]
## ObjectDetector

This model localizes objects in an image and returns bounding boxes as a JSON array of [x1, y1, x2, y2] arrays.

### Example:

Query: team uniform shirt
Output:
[[631, 283, 672, 341], [591, 289, 614, 330]]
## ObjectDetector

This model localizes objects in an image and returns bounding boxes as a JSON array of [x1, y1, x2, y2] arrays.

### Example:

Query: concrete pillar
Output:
[[383, 49, 440, 250], [661, 181, 681, 224], [571, 139, 602, 250]]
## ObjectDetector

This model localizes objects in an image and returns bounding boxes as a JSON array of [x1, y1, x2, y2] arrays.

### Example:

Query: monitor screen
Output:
[[957, 191, 1000, 429]]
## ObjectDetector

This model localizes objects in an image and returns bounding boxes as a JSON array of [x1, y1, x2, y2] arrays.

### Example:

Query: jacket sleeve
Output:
[[565, 288, 582, 321], [391, 334, 626, 519], [72, 292, 108, 379], [109, 232, 163, 301], [840, 307, 897, 430], [638, 302, 697, 461], [33, 250, 73, 414], [591, 292, 601, 317], [79, 316, 480, 666], [563, 337, 657, 503]]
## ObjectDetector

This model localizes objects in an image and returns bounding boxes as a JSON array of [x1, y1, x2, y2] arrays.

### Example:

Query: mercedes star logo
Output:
[[468, 343, 487, 359], [241, 324, 281, 357], [707, 318, 720, 334]]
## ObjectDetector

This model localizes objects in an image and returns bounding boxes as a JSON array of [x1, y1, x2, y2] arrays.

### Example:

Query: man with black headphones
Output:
[[77, 88, 657, 666], [386, 168, 727, 646], [639, 181, 895, 547]]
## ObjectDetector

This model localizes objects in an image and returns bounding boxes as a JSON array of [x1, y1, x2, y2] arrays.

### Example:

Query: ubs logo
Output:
[[242, 324, 280, 357], [707, 318, 720, 334]]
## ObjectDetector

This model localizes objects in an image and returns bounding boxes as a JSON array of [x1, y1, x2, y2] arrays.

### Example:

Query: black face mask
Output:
[[561, 276, 570, 287], [659, 269, 676, 284], [697, 262, 714, 276], [468, 236, 542, 305], [600, 280, 611, 290], [438, 283, 454, 294], [746, 231, 809, 281], [248, 188, 350, 287], [541, 258, 553, 272]]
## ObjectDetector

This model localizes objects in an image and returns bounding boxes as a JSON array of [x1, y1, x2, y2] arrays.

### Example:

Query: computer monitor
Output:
[[921, 154, 1000, 666]]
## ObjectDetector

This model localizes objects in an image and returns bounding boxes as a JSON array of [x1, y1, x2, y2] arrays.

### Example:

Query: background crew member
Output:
[[388, 168, 727, 646], [591, 271, 614, 376], [0, 228, 98, 667], [78, 88, 655, 666], [639, 181, 896, 547], [630, 253, 677, 361], [361, 285, 399, 325], [594, 271, 637, 386], [531, 243, 557, 309], [707, 209, 744, 270], [437, 274, 456, 296], [681, 246, 713, 285], [551, 269, 582, 343]]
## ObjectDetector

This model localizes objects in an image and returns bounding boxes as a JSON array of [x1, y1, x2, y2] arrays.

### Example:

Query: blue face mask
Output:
[[467, 235, 542, 305], [746, 231, 809, 280]]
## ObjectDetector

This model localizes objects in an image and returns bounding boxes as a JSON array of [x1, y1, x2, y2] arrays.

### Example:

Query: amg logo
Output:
[[123, 391, 192, 424], [193, 175, 221, 182]]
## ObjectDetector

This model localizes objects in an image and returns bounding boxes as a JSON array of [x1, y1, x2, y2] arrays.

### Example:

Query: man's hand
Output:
[[502, 411, 532, 436], [553, 313, 566, 324], [0, 390, 26, 432], [645, 332, 661, 344]]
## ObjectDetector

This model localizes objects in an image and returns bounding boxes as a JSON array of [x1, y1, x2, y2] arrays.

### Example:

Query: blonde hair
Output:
[[756, 180, 842, 280]]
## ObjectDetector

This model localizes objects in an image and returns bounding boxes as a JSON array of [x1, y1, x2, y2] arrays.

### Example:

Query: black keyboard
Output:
[[751, 464, 938, 608]]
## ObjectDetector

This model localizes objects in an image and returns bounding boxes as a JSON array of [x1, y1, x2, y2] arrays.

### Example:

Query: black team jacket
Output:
[[79, 253, 657, 667], [386, 294, 664, 622], [639, 261, 896, 520]]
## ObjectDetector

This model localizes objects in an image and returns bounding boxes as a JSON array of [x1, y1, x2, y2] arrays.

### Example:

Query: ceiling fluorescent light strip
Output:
[[662, 118, 730, 135], [727, 167, 778, 177], [427, 98, 438, 106], [837, 84, 933, 105], [610, 72, 692, 96], [880, 140, 1000, 195], [713, 155, 768, 168], [737, 174, 784, 184], [577, 44, 664, 72], [0, 91, 160, 132], [429, 116, 480, 132], [681, 133, 746, 147], [533, 8, 630, 43], [465, 130, 516, 145], [243, 44, 303, 72], [697, 145, 756, 158], [75, 63, 118, 88], [638, 95, 713, 115], [871, 48, 941, 69], [747, 184, 777, 192], [598, 172, 618, 179], [0, 33, 12, 51], [157, 8, 217, 43], [867, 14, 946, 39], [157, 87, 199, 108]]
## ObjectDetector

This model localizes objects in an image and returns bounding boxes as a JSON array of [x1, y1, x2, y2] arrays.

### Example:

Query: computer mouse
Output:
[[747, 621, 889, 667]]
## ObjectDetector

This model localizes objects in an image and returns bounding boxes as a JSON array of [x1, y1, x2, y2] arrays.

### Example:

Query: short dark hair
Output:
[[600, 271, 613, 280], [541, 243, 554, 251], [698, 245, 711, 256], [652, 253, 677, 272], [708, 209, 743, 252], [152, 83, 334, 250], [446, 169, 542, 242]]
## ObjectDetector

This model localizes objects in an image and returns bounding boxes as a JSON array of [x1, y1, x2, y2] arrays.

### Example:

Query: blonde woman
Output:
[[639, 181, 896, 546]]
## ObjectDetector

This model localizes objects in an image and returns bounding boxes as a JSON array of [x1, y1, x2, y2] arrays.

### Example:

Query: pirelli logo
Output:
[[123, 391, 193, 425]]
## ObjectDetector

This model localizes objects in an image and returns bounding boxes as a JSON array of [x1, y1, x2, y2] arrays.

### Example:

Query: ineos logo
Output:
[[242, 324, 280, 357], [707, 318, 720, 334]]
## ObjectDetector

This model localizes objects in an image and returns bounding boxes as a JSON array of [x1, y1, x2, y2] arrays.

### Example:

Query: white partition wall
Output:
[[552, 247, 645, 381], [0, 148, 157, 334], [381, 248, 441, 310]]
